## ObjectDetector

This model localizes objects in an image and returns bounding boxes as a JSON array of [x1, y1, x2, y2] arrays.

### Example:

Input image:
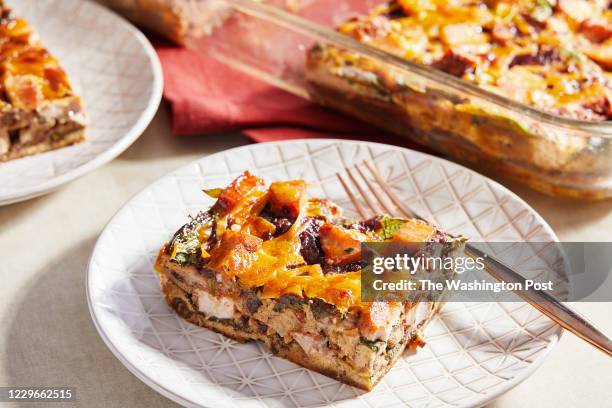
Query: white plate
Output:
[[88, 140, 562, 408], [0, 0, 162, 205]]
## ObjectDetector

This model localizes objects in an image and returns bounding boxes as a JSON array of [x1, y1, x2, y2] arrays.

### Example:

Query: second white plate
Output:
[[0, 0, 163, 205], [88, 139, 561, 408]]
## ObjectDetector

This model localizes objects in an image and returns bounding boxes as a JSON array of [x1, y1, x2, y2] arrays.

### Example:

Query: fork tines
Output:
[[336, 160, 420, 220]]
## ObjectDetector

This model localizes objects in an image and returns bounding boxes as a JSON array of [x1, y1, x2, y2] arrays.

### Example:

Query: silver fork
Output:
[[337, 160, 612, 358]]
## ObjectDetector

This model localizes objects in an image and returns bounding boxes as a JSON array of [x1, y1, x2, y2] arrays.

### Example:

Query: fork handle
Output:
[[465, 244, 612, 357]]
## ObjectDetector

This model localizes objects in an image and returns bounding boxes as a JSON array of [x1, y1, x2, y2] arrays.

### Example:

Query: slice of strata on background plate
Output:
[[155, 171, 463, 390], [0, 0, 87, 162]]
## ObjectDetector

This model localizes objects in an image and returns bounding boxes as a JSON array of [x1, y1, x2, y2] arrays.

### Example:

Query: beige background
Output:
[[1, 106, 611, 407]]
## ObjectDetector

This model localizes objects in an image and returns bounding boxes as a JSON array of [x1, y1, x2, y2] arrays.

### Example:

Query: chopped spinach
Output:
[[185, 293, 199, 312], [207, 316, 232, 324], [173, 250, 200, 266], [273, 294, 306, 312], [360, 337, 385, 352], [168, 211, 213, 266], [310, 298, 336, 320], [208, 315, 251, 332], [169, 227, 200, 266], [311, 306, 329, 320]]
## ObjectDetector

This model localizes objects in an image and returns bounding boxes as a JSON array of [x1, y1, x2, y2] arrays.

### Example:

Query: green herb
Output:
[[170, 227, 200, 266], [560, 47, 587, 63], [531, 0, 554, 21], [379, 216, 407, 240], [344, 247, 354, 254], [202, 188, 223, 199], [360, 337, 384, 352], [172, 250, 199, 266], [169, 211, 213, 266], [537, 0, 556, 9]]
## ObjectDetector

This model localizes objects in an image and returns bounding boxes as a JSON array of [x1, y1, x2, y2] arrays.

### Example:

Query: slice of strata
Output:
[[155, 171, 463, 390], [0, 1, 86, 162]]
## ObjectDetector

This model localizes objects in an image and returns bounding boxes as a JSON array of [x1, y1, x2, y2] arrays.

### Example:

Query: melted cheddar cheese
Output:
[[0, 2, 74, 112], [207, 180, 366, 312], [169, 172, 454, 315], [337, 0, 612, 121]]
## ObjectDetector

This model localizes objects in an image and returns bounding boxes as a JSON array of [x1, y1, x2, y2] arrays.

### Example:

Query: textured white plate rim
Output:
[[87, 139, 562, 408], [0, 0, 164, 206], [86, 294, 201, 408]]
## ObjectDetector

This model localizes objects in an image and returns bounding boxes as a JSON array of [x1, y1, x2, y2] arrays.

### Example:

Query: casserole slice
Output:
[[0, 0, 87, 162], [155, 171, 464, 390]]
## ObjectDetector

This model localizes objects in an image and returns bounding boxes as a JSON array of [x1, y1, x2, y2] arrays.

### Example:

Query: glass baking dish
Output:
[[185, 0, 612, 199]]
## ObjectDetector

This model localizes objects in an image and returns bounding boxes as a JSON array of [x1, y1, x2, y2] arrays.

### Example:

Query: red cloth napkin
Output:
[[155, 43, 425, 150]]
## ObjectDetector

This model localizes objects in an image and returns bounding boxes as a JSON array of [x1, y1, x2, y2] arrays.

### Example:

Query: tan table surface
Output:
[[1, 106, 611, 408]]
